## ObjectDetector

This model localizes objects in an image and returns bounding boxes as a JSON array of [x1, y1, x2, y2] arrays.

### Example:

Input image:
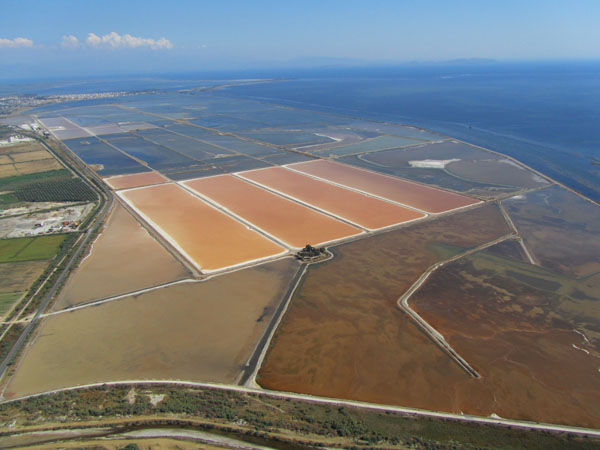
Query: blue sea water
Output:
[[219, 61, 600, 201], [4, 61, 599, 200]]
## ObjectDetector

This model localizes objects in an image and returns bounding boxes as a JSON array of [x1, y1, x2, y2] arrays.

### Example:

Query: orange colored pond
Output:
[[238, 167, 425, 230], [290, 159, 479, 213], [104, 171, 169, 190], [183, 175, 361, 248], [120, 183, 285, 272]]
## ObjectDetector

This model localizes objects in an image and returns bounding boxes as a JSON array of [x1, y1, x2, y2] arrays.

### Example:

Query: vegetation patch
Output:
[[0, 384, 597, 450], [14, 178, 97, 202], [0, 235, 67, 263], [0, 169, 71, 191]]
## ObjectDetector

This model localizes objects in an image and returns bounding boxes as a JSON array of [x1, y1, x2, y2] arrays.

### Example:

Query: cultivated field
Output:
[[0, 261, 49, 295], [4, 258, 300, 398], [289, 159, 480, 213], [54, 202, 190, 309], [258, 204, 512, 411], [183, 174, 362, 248], [0, 292, 23, 317], [0, 235, 66, 263], [0, 141, 62, 177], [119, 183, 286, 272], [239, 167, 424, 230]]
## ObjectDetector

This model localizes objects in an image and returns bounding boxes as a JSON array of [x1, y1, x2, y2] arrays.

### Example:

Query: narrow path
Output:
[[41, 278, 197, 317], [497, 199, 538, 265], [396, 232, 517, 379], [238, 261, 309, 387]]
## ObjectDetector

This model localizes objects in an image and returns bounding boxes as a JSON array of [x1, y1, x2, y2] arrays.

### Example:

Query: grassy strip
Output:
[[0, 384, 597, 449]]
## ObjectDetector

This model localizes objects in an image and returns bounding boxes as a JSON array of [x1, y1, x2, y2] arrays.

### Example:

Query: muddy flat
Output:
[[104, 171, 169, 190], [183, 175, 362, 248], [411, 245, 600, 428], [259, 204, 511, 412], [289, 159, 479, 213], [503, 186, 600, 278], [238, 167, 424, 230], [54, 202, 190, 309], [4, 258, 300, 398], [120, 183, 286, 273]]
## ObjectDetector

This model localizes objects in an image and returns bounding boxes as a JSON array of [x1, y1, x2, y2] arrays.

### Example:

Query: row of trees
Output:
[[15, 178, 97, 202]]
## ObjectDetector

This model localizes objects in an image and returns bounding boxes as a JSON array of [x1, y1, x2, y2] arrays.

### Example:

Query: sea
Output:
[[219, 61, 600, 202], [3, 60, 599, 201]]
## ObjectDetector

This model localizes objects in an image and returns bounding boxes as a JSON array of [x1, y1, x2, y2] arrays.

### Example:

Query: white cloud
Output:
[[86, 32, 173, 50], [0, 37, 34, 48], [61, 35, 79, 49]]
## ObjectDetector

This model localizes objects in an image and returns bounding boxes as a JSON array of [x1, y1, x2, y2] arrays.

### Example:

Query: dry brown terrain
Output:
[[0, 261, 48, 294], [104, 171, 169, 190], [290, 159, 480, 213], [5, 258, 300, 398], [9, 149, 54, 163], [0, 142, 62, 176], [0, 141, 45, 155], [239, 167, 425, 230], [411, 244, 600, 428], [0, 159, 62, 177], [183, 175, 362, 248], [120, 183, 286, 273], [54, 202, 190, 310], [259, 204, 511, 412]]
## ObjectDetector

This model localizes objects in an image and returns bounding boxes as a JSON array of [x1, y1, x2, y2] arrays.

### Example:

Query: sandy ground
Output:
[[0, 202, 80, 218], [238, 167, 424, 230], [183, 175, 362, 248], [5, 258, 299, 398], [0, 203, 94, 239], [53, 202, 190, 309], [120, 184, 285, 273], [104, 171, 169, 190], [290, 159, 479, 213]]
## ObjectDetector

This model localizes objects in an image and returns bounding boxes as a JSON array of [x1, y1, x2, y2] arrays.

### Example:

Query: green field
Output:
[[0, 291, 23, 317], [0, 235, 67, 263], [0, 169, 71, 190], [0, 192, 18, 206]]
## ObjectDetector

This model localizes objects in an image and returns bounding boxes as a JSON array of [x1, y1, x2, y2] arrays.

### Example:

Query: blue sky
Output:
[[1, 0, 599, 78]]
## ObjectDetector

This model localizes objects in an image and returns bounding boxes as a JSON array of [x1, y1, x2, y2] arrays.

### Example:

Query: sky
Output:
[[1, 0, 599, 79]]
